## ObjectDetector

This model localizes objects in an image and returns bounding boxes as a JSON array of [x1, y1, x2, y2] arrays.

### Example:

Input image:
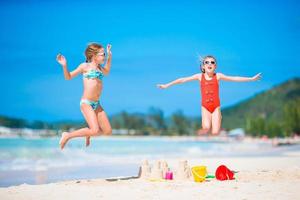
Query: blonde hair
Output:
[[85, 42, 103, 62]]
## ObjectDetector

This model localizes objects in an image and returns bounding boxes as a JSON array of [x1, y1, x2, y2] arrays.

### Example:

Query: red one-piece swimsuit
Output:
[[200, 73, 220, 113]]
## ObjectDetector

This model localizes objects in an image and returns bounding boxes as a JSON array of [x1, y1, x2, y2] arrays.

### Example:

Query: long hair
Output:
[[85, 42, 103, 62]]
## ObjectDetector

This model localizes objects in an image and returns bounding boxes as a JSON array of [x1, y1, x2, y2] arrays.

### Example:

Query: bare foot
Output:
[[86, 136, 90, 147], [197, 129, 209, 136], [59, 132, 69, 150]]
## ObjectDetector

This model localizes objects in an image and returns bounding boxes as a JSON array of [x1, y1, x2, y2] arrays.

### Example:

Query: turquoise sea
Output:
[[0, 137, 280, 187]]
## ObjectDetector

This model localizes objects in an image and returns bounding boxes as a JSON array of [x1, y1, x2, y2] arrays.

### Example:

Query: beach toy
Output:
[[165, 171, 173, 180], [205, 174, 215, 179], [191, 166, 207, 182], [215, 165, 234, 181], [149, 178, 166, 182]]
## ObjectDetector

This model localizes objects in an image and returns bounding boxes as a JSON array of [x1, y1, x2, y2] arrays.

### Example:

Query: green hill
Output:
[[222, 77, 300, 136]]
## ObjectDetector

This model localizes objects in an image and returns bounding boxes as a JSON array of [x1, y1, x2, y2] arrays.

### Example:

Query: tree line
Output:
[[245, 98, 300, 137], [1, 102, 299, 137]]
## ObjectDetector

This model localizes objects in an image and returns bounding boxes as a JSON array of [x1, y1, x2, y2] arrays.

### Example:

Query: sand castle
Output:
[[139, 159, 192, 181], [150, 160, 163, 179], [138, 159, 151, 179], [160, 160, 170, 178], [174, 160, 192, 181]]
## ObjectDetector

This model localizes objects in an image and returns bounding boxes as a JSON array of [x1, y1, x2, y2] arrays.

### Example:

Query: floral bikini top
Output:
[[83, 69, 104, 80]]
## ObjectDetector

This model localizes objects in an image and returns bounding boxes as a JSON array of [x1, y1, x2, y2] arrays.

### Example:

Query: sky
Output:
[[0, 0, 299, 122]]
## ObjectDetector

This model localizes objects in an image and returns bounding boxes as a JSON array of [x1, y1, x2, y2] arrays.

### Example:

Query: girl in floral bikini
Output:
[[157, 55, 261, 135], [56, 43, 112, 149]]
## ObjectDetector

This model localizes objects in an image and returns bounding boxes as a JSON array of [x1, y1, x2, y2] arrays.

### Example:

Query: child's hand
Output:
[[107, 44, 112, 57], [157, 84, 168, 89], [252, 73, 262, 81], [56, 54, 67, 66]]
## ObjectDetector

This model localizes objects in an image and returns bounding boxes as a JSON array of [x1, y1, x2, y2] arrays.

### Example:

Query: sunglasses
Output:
[[204, 60, 216, 65], [97, 52, 106, 56]]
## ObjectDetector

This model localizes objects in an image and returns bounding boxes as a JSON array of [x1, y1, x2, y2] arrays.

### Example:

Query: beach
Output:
[[1, 156, 300, 200], [1, 137, 300, 200], [0, 137, 300, 200]]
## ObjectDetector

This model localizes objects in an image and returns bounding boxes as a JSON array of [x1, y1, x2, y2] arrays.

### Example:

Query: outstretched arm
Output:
[[101, 44, 112, 75], [218, 73, 262, 82], [56, 54, 83, 80], [157, 73, 201, 89]]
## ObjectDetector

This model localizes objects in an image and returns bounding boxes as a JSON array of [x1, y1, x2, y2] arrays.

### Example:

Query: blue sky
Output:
[[0, 0, 299, 121]]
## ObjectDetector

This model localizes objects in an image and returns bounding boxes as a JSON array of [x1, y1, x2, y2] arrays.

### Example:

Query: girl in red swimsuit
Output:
[[157, 55, 261, 135]]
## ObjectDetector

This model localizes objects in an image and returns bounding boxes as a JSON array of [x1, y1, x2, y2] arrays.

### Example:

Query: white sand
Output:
[[1, 154, 300, 200]]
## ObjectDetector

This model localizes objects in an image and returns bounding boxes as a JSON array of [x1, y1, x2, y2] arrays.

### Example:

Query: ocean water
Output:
[[0, 136, 274, 187]]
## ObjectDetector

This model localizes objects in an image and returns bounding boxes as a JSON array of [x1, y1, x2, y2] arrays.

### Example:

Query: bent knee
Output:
[[103, 128, 112, 136], [90, 127, 101, 136]]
